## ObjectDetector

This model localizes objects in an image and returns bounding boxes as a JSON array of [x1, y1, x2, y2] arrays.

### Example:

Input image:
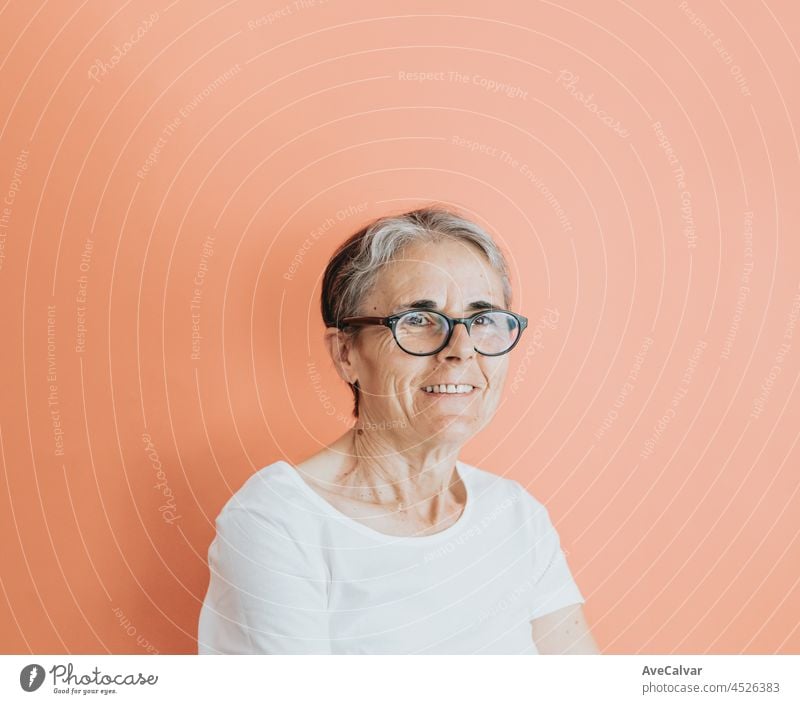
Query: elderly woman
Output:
[[198, 206, 599, 654]]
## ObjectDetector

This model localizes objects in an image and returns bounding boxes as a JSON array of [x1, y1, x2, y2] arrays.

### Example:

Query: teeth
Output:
[[423, 384, 474, 394]]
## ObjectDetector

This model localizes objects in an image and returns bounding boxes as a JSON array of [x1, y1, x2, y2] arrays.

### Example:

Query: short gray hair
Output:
[[321, 205, 513, 418]]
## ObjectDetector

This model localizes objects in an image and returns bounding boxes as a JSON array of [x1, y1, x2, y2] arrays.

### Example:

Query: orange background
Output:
[[1, 0, 798, 654]]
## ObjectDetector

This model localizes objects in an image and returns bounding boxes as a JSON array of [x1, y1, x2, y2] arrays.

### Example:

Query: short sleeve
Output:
[[198, 505, 331, 654], [520, 488, 585, 621]]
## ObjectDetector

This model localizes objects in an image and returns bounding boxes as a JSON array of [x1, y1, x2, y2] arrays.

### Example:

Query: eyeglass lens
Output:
[[395, 311, 520, 355]]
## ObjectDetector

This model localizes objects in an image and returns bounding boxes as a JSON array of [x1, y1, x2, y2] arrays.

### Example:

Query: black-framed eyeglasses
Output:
[[337, 308, 529, 356]]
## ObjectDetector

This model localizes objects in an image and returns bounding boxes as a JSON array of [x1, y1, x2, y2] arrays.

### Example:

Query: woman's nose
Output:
[[437, 322, 475, 359]]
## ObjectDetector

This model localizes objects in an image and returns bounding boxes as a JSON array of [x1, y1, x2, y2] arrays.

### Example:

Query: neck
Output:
[[344, 427, 463, 510]]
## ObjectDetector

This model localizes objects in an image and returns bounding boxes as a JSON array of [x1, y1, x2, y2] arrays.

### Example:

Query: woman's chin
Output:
[[416, 411, 479, 437]]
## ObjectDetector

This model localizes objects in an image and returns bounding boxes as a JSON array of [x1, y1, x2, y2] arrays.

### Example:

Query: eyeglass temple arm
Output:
[[337, 316, 389, 328]]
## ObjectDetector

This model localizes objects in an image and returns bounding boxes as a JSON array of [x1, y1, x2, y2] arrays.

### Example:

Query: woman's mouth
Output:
[[421, 384, 477, 395]]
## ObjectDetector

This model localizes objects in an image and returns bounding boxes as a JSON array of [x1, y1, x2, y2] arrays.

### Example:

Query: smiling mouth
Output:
[[421, 384, 478, 395]]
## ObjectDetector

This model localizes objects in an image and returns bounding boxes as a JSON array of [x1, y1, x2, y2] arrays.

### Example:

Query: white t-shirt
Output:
[[197, 459, 585, 654]]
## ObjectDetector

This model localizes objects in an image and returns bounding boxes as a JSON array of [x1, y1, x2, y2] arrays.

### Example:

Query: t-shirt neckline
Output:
[[277, 459, 474, 544]]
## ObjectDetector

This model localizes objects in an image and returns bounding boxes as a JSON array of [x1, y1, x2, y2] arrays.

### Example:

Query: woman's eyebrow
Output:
[[465, 300, 497, 311], [392, 299, 498, 312], [395, 299, 438, 311]]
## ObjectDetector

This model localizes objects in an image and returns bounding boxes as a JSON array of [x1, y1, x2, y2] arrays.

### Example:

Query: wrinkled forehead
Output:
[[365, 240, 506, 313]]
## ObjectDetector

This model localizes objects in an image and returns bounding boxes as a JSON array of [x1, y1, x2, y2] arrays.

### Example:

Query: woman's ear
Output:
[[324, 327, 358, 385]]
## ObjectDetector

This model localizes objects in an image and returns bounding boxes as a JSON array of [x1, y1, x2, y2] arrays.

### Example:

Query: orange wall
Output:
[[0, 0, 798, 654]]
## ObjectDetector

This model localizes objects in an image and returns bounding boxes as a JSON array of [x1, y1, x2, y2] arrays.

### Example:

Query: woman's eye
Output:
[[406, 314, 429, 326], [474, 315, 494, 326]]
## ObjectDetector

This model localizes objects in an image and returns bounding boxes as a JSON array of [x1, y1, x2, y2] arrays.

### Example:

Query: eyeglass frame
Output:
[[336, 308, 529, 357]]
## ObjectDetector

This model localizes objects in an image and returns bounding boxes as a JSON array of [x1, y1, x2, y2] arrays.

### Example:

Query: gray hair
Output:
[[321, 205, 513, 418]]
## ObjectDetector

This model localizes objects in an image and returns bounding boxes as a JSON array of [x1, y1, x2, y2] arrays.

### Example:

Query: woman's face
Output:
[[336, 238, 511, 446]]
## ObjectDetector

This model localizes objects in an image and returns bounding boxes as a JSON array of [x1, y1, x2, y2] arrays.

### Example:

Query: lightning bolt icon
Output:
[[28, 666, 38, 687]]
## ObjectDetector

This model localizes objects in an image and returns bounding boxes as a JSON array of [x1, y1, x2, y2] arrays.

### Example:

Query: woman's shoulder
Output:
[[217, 459, 311, 521], [210, 460, 329, 560], [460, 461, 546, 513], [458, 459, 513, 491]]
